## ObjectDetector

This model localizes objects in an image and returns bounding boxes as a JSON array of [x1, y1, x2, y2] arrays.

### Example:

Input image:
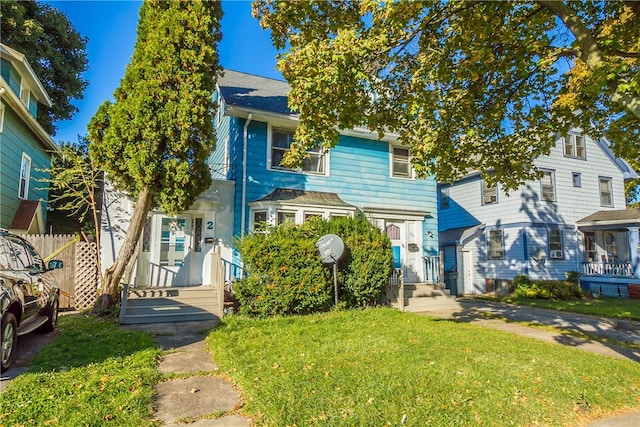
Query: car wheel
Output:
[[1, 312, 18, 372], [40, 296, 59, 333]]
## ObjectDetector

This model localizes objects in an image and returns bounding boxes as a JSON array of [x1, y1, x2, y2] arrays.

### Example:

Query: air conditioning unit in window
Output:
[[550, 250, 563, 259]]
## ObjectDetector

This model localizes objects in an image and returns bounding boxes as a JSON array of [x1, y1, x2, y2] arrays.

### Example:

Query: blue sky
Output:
[[45, 0, 282, 145]]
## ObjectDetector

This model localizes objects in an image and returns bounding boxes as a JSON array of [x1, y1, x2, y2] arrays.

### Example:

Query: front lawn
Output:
[[207, 308, 640, 426], [480, 296, 640, 321], [0, 315, 161, 427]]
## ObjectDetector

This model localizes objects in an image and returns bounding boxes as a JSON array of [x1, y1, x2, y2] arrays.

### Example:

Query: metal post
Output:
[[333, 262, 338, 306]]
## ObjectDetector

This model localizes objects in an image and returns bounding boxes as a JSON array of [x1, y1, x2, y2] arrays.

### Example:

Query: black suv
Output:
[[1, 229, 62, 372]]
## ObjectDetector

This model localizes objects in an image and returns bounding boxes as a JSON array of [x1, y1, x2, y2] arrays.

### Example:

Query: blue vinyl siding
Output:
[[228, 118, 439, 256], [0, 107, 51, 228]]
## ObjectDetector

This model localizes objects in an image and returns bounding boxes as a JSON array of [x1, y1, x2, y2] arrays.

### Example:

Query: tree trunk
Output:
[[93, 187, 154, 315]]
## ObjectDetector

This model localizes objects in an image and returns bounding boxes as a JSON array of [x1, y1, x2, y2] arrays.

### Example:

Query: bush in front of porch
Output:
[[234, 215, 393, 316], [512, 274, 584, 300]]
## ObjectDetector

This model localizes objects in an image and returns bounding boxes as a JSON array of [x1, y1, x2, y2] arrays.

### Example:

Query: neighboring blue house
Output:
[[438, 131, 639, 298], [0, 43, 59, 234], [104, 70, 440, 292]]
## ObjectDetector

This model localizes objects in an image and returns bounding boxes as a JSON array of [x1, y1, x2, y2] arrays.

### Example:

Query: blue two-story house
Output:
[[210, 70, 440, 284], [0, 43, 59, 234], [106, 70, 440, 294]]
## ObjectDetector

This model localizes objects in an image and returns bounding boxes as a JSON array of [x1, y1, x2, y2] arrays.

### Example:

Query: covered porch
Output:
[[576, 209, 640, 298]]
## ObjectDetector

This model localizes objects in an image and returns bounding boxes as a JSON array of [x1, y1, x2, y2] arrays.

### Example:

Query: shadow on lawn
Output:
[[440, 299, 640, 363]]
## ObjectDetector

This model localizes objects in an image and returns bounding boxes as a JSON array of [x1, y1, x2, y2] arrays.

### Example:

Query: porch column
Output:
[[629, 227, 640, 279]]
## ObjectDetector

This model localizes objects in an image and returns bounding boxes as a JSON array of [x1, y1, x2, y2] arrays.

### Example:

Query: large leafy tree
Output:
[[253, 1, 639, 191], [1, 0, 88, 135], [87, 0, 223, 312]]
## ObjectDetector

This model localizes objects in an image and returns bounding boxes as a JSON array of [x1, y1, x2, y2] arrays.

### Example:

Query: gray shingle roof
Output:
[[218, 70, 292, 115], [255, 188, 355, 208], [577, 208, 640, 225]]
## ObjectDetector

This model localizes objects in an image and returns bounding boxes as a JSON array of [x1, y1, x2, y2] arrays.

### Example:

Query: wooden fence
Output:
[[22, 234, 99, 311]]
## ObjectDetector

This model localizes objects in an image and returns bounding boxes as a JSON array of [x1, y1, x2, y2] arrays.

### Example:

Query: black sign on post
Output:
[[316, 234, 345, 306]]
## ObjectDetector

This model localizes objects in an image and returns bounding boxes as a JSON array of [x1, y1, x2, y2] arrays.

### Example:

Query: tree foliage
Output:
[[1, 0, 88, 135], [87, 0, 223, 311], [41, 136, 102, 236], [253, 1, 640, 191]]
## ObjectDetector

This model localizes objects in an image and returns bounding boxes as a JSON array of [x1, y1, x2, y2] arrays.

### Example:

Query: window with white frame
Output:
[[18, 153, 31, 200], [253, 211, 267, 232], [549, 229, 563, 259], [604, 231, 617, 260], [488, 230, 504, 259], [599, 177, 613, 207], [391, 147, 411, 178], [540, 170, 556, 201], [276, 210, 296, 226], [572, 172, 581, 187], [563, 134, 586, 159], [270, 128, 325, 174], [304, 212, 323, 222], [481, 181, 497, 205]]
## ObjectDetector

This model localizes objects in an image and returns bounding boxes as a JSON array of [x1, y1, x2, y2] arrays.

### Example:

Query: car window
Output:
[[0, 237, 12, 269], [6, 236, 33, 270], [25, 241, 45, 271]]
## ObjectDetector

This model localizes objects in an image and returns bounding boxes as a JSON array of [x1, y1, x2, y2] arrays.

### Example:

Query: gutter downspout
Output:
[[240, 114, 252, 234]]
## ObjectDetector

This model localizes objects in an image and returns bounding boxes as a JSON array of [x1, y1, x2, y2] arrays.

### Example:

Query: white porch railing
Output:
[[582, 261, 633, 277]]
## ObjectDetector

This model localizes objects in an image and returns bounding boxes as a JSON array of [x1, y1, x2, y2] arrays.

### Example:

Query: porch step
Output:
[[120, 286, 221, 325], [393, 283, 462, 313]]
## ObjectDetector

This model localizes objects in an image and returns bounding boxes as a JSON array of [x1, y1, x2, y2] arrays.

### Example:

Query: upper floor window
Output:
[[391, 147, 411, 178], [18, 153, 31, 200], [572, 172, 581, 188], [599, 177, 613, 207], [563, 134, 586, 159], [540, 170, 556, 202], [488, 229, 504, 259], [270, 128, 326, 175], [481, 181, 497, 205], [439, 187, 450, 209], [549, 229, 563, 259]]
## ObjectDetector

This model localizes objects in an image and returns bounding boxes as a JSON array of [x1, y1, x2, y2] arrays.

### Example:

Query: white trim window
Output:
[[18, 152, 31, 200], [572, 172, 581, 188], [488, 229, 505, 259], [540, 170, 556, 202], [481, 180, 497, 205], [599, 177, 613, 207], [252, 211, 267, 232], [563, 134, 586, 159], [269, 127, 326, 175], [391, 146, 412, 178], [549, 229, 563, 259]]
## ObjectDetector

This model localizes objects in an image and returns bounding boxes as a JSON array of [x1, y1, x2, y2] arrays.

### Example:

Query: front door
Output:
[[385, 220, 421, 283], [137, 214, 193, 287]]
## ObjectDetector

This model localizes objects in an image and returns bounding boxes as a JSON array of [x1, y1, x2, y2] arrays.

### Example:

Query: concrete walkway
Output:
[[124, 300, 640, 427], [123, 321, 251, 427]]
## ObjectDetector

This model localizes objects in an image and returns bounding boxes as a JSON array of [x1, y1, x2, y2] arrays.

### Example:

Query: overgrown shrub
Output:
[[234, 214, 393, 316], [512, 276, 584, 300]]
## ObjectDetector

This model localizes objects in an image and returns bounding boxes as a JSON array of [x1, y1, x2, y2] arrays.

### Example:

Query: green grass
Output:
[[207, 308, 640, 426], [479, 296, 640, 321], [0, 314, 161, 427]]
